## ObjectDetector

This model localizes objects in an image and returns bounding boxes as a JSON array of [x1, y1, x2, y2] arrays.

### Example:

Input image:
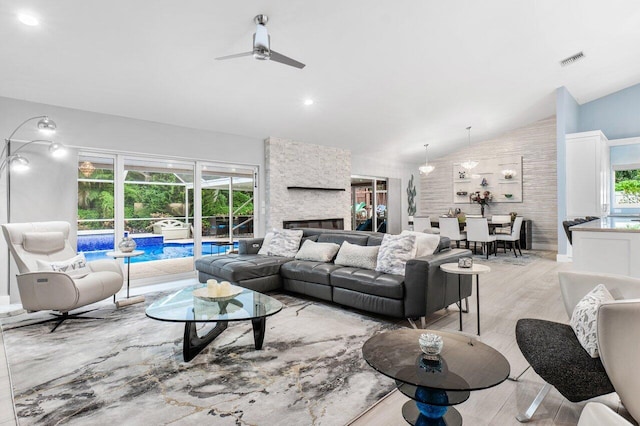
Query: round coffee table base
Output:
[[402, 400, 462, 426]]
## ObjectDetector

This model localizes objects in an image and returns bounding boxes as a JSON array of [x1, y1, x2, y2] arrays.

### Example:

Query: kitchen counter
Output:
[[571, 217, 640, 232], [572, 216, 640, 277]]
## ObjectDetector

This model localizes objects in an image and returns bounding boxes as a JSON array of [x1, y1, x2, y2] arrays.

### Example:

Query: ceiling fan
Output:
[[216, 15, 305, 69]]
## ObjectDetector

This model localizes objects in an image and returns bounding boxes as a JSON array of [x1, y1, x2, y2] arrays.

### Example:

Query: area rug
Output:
[[2, 292, 398, 425]]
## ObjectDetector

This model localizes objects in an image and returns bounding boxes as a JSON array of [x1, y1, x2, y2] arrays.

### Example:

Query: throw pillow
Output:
[[375, 234, 417, 276], [400, 230, 440, 257], [36, 253, 89, 279], [570, 284, 615, 358], [334, 241, 379, 270], [294, 240, 340, 263], [257, 232, 275, 255], [267, 229, 304, 258]]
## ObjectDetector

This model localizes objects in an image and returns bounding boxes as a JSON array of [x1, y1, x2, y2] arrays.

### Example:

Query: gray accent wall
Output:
[[264, 137, 351, 230], [419, 116, 557, 250]]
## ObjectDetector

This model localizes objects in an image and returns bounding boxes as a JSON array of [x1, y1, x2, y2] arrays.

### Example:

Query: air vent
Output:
[[560, 51, 585, 67]]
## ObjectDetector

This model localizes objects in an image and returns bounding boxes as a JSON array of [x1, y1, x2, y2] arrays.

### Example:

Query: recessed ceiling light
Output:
[[303, 99, 314, 106], [17, 13, 39, 26]]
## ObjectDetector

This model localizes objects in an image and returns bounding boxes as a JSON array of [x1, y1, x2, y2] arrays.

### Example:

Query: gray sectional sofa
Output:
[[195, 228, 473, 321]]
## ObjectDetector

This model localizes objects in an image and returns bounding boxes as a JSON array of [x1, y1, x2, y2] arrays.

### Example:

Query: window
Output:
[[613, 164, 640, 208], [77, 153, 258, 282]]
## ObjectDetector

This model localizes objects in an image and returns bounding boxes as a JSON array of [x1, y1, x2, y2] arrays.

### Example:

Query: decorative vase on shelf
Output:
[[118, 231, 137, 253]]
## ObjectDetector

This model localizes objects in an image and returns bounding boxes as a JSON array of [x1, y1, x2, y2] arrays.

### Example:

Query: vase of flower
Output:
[[470, 190, 493, 217]]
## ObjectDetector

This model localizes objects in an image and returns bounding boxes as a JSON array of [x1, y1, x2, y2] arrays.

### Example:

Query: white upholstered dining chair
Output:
[[1, 221, 124, 331], [412, 216, 440, 234], [496, 216, 524, 257], [465, 218, 496, 259], [438, 217, 465, 247]]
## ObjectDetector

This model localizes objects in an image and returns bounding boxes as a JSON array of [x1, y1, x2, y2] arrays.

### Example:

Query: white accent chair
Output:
[[438, 217, 466, 248], [1, 221, 124, 332], [515, 271, 640, 423], [465, 218, 496, 259], [496, 216, 524, 257], [413, 216, 440, 234], [578, 403, 632, 426]]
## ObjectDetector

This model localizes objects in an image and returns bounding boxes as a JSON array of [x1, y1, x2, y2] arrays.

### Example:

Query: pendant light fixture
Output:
[[460, 126, 478, 170], [418, 144, 435, 175]]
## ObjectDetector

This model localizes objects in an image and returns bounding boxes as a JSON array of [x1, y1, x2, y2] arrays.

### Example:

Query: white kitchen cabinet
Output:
[[566, 131, 610, 217]]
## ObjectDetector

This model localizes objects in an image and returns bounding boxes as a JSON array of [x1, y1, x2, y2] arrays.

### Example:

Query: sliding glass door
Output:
[[77, 153, 257, 283], [201, 167, 255, 242], [351, 176, 388, 233]]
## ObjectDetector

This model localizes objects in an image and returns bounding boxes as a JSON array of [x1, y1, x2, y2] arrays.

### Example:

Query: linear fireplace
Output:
[[283, 218, 344, 230]]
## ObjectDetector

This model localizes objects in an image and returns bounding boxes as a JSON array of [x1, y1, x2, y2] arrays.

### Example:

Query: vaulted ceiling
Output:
[[2, 1, 640, 164]]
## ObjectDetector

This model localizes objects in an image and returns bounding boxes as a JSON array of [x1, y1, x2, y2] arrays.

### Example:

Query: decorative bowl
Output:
[[419, 333, 443, 357], [504, 194, 513, 199]]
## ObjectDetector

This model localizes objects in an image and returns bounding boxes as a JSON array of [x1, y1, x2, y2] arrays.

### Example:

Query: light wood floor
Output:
[[0, 251, 636, 425], [349, 251, 635, 426]]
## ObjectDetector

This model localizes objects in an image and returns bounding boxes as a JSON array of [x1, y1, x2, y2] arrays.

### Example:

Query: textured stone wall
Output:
[[265, 137, 352, 230], [419, 116, 557, 250]]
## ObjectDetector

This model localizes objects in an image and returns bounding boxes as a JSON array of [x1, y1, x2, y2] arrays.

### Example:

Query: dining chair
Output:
[[438, 217, 466, 248], [465, 218, 496, 259], [496, 216, 524, 257], [412, 216, 440, 234], [491, 215, 512, 235]]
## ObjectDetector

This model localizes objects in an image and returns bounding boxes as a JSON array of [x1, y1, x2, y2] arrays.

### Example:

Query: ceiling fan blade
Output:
[[215, 52, 253, 61], [269, 50, 306, 69]]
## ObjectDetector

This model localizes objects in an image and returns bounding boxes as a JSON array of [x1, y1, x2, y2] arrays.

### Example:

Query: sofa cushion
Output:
[[334, 241, 379, 270], [195, 254, 291, 283], [331, 267, 405, 299], [317, 233, 369, 246], [280, 260, 342, 285], [294, 240, 340, 263], [367, 235, 383, 246], [375, 233, 417, 275]]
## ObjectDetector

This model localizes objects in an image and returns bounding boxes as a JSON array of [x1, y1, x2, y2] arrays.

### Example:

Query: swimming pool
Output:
[[79, 235, 237, 263]]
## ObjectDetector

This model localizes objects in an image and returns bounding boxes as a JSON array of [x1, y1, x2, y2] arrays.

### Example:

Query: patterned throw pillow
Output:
[[334, 241, 380, 270], [257, 232, 275, 255], [294, 240, 340, 263], [570, 284, 615, 358], [400, 230, 440, 257], [375, 234, 417, 276], [36, 253, 90, 279], [267, 229, 304, 258]]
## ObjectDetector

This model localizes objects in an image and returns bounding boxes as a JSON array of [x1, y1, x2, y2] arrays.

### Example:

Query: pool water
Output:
[[82, 242, 238, 263]]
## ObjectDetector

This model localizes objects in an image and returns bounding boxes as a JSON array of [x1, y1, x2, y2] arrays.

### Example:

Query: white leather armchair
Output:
[[516, 271, 640, 422], [1, 221, 123, 331], [578, 403, 632, 426]]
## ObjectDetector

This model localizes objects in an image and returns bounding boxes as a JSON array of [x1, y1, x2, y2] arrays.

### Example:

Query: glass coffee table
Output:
[[362, 329, 510, 425], [146, 285, 283, 362]]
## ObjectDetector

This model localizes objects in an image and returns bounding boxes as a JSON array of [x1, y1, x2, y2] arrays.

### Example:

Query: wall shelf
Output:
[[452, 155, 523, 203]]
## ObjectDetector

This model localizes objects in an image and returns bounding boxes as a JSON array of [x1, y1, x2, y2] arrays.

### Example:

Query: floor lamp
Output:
[[0, 116, 66, 317]]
